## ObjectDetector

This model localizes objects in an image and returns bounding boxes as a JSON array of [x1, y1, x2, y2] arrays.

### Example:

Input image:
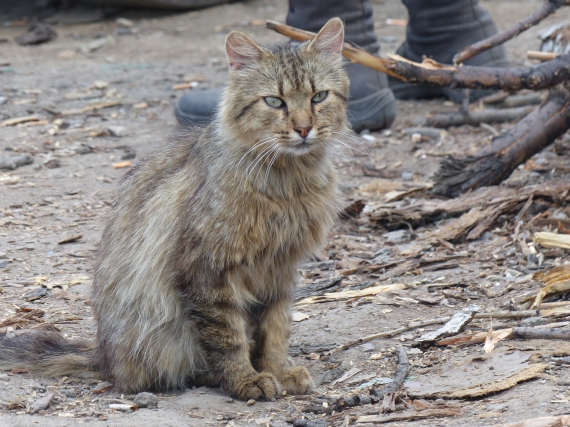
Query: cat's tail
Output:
[[0, 325, 101, 378]]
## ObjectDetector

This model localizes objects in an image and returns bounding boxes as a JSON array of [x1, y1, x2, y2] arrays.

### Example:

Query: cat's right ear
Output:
[[225, 31, 264, 71], [308, 17, 344, 57]]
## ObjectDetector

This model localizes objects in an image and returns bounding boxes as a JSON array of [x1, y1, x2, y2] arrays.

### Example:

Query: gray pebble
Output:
[[134, 392, 158, 408]]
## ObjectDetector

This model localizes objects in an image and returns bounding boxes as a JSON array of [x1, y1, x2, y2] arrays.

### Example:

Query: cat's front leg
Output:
[[252, 297, 314, 395], [192, 302, 281, 400]]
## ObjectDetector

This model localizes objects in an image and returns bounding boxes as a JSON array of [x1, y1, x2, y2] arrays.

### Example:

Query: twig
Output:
[[356, 408, 461, 424], [527, 50, 558, 61], [265, 20, 570, 91], [425, 106, 533, 128], [487, 415, 570, 427], [372, 346, 409, 398], [326, 310, 538, 355], [453, 0, 570, 64]]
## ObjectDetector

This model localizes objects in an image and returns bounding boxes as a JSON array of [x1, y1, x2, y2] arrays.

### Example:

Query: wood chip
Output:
[[1, 115, 41, 127], [534, 231, 570, 249], [295, 283, 407, 305], [113, 160, 132, 169], [57, 234, 83, 244]]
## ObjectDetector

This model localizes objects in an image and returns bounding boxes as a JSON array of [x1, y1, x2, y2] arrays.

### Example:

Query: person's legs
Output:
[[176, 0, 396, 132], [391, 0, 509, 101]]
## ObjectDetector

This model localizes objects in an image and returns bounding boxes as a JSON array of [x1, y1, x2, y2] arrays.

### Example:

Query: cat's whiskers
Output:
[[263, 146, 284, 190], [244, 142, 279, 186], [331, 131, 371, 158], [235, 137, 276, 172]]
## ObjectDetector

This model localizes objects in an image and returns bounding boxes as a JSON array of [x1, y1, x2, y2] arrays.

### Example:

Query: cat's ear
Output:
[[225, 31, 264, 70], [309, 17, 344, 57]]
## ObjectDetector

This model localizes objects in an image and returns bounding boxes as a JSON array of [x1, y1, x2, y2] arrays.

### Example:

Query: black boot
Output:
[[176, 0, 396, 132], [390, 0, 510, 102], [287, 0, 396, 131]]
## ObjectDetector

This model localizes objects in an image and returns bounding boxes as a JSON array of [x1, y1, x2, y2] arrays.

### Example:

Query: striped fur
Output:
[[0, 18, 351, 400]]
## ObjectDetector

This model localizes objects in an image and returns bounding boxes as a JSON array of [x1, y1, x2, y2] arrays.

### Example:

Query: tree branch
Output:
[[265, 20, 570, 91], [453, 0, 570, 64], [432, 87, 570, 197]]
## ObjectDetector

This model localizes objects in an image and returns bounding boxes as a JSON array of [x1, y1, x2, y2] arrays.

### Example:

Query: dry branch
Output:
[[432, 88, 570, 197], [488, 416, 570, 427], [265, 20, 570, 92], [425, 106, 533, 128], [512, 326, 570, 340], [453, 0, 570, 64]]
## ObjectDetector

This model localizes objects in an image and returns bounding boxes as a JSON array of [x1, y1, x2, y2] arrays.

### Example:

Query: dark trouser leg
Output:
[[391, 0, 510, 102], [287, 0, 396, 132]]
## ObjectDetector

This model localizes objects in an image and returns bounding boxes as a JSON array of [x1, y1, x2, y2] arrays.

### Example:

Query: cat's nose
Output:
[[294, 126, 312, 139]]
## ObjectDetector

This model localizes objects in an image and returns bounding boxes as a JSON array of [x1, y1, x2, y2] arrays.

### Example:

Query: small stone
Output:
[[116, 17, 134, 27], [107, 125, 129, 137], [0, 252, 7, 259], [0, 97, 6, 105], [134, 392, 158, 409], [360, 343, 375, 352], [24, 287, 48, 301], [0, 373, 10, 381], [0, 260, 8, 269], [384, 229, 410, 244], [246, 399, 256, 406], [401, 171, 414, 181], [92, 381, 113, 394]]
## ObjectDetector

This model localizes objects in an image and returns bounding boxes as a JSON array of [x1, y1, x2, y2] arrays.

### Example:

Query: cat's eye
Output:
[[264, 96, 284, 109], [312, 91, 328, 103]]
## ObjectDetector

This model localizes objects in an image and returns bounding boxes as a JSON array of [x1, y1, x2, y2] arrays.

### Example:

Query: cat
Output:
[[0, 17, 351, 401]]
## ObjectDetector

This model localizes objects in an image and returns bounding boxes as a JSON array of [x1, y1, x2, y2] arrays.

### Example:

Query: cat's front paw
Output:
[[228, 372, 281, 401], [280, 366, 313, 395]]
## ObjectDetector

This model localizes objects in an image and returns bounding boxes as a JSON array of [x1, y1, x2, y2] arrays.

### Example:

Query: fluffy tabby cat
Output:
[[0, 18, 351, 400]]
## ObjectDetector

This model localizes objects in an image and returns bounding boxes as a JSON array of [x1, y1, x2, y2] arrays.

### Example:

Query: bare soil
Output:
[[1, 1, 569, 426]]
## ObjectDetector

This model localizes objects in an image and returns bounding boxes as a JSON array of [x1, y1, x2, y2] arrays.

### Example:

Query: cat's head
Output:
[[218, 18, 350, 157]]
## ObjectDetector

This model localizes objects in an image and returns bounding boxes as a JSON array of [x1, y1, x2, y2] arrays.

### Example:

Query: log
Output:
[[453, 0, 570, 64], [265, 20, 570, 92], [512, 327, 570, 340], [425, 106, 533, 128], [432, 88, 570, 197]]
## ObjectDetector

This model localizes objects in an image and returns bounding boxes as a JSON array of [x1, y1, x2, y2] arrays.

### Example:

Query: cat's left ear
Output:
[[308, 17, 344, 57], [225, 31, 264, 71]]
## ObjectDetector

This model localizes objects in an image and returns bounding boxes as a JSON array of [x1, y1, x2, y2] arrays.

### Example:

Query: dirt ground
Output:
[[1, 0, 570, 426]]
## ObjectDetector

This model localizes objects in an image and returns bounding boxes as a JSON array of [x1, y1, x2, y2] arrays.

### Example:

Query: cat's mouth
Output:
[[289, 140, 313, 154]]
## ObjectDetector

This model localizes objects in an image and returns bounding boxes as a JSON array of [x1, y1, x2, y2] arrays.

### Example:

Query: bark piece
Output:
[[534, 231, 570, 249], [414, 305, 479, 345], [295, 283, 406, 305]]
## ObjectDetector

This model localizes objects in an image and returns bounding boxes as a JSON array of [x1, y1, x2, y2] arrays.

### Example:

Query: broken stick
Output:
[[453, 0, 570, 64]]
